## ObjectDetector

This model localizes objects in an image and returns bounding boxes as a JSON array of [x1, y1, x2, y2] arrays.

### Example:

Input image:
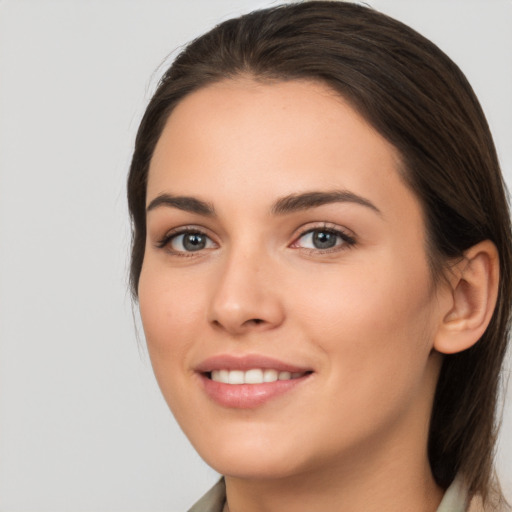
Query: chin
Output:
[[189, 428, 312, 480], [206, 453, 307, 481]]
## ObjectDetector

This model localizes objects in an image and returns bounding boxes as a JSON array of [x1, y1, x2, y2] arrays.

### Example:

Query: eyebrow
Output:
[[146, 194, 215, 216], [271, 190, 381, 216], [146, 190, 381, 217]]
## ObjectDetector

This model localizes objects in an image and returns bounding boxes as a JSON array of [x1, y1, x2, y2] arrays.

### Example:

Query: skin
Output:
[[139, 78, 454, 512]]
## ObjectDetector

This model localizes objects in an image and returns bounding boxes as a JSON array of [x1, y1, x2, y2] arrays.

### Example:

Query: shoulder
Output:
[[187, 479, 226, 512]]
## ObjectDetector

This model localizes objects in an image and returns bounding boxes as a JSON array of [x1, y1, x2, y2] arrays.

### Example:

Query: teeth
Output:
[[210, 368, 305, 384], [263, 369, 278, 382], [245, 369, 263, 384], [228, 370, 244, 384]]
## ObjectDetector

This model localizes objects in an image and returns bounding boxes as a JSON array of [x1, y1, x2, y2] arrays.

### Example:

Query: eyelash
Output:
[[156, 227, 217, 256], [156, 224, 356, 256], [291, 224, 356, 253]]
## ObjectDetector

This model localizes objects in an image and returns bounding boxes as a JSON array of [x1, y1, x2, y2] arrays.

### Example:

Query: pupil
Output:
[[183, 233, 206, 251], [313, 231, 336, 249]]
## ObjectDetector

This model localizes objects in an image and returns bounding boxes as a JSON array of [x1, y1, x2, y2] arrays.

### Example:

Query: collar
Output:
[[188, 475, 469, 512]]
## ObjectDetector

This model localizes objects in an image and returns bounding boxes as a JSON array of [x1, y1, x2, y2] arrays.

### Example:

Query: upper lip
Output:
[[195, 354, 312, 374]]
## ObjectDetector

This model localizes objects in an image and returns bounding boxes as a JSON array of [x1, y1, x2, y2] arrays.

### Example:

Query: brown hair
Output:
[[127, 1, 511, 506]]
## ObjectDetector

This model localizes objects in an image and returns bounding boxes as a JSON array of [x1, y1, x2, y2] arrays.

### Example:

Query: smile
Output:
[[209, 369, 307, 384], [196, 355, 313, 408]]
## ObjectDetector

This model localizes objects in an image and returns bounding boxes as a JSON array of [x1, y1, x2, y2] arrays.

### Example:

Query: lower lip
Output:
[[199, 373, 310, 409]]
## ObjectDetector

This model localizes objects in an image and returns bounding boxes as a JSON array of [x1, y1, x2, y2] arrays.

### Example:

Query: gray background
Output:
[[0, 1, 510, 511]]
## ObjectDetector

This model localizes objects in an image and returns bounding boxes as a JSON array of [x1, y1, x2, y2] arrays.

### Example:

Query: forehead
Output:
[[147, 78, 420, 227], [152, 78, 382, 165]]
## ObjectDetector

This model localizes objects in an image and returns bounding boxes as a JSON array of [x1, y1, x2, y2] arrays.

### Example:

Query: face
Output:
[[139, 79, 445, 481]]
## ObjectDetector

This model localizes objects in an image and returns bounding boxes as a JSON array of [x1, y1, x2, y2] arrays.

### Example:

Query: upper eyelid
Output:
[[160, 225, 213, 238], [290, 223, 357, 249], [291, 222, 355, 239], [153, 222, 356, 248], [155, 226, 216, 248]]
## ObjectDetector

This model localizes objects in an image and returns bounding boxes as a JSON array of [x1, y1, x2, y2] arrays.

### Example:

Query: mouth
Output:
[[207, 368, 311, 384], [195, 355, 314, 408]]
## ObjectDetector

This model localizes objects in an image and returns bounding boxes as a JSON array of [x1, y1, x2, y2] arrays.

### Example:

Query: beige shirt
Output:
[[188, 475, 471, 512]]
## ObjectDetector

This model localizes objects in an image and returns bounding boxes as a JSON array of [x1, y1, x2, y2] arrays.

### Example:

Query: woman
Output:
[[127, 2, 511, 511]]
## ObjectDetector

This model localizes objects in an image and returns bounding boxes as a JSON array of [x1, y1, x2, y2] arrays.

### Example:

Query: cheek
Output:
[[138, 262, 203, 368], [137, 263, 210, 421], [293, 253, 438, 387]]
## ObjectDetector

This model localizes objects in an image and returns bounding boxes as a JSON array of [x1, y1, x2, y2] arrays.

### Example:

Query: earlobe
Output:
[[434, 240, 499, 355]]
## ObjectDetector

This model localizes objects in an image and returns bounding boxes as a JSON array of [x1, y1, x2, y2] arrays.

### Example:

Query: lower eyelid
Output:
[[155, 228, 215, 251], [154, 225, 355, 254], [292, 228, 356, 249]]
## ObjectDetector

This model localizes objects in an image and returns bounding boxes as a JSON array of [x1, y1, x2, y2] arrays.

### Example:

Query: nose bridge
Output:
[[208, 237, 284, 334]]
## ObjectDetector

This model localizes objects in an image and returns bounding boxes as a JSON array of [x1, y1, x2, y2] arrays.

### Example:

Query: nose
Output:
[[207, 246, 285, 336]]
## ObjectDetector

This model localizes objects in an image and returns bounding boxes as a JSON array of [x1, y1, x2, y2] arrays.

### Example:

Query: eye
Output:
[[292, 227, 355, 251], [158, 229, 216, 254]]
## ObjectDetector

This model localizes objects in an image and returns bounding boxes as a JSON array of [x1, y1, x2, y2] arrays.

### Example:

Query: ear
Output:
[[434, 240, 500, 355]]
